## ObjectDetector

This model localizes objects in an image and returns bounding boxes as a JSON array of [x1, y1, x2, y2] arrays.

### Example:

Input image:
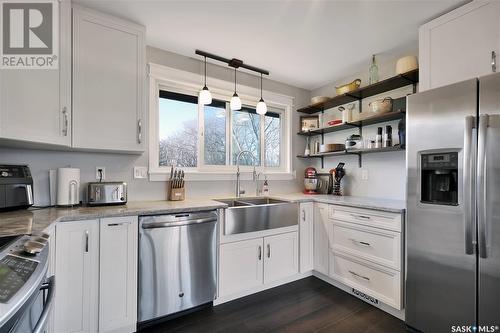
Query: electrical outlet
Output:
[[96, 167, 105, 181], [134, 166, 148, 179], [361, 168, 369, 180]]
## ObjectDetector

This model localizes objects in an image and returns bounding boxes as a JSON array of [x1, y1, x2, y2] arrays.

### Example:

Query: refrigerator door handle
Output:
[[464, 115, 475, 255], [477, 114, 488, 259]]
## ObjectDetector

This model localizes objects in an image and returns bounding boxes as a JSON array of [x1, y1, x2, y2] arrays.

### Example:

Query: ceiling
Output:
[[75, 0, 466, 90]]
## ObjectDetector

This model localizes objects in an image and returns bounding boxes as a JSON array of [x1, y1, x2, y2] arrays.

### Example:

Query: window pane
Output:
[[265, 111, 281, 167], [158, 91, 198, 167], [232, 107, 261, 166], [204, 100, 226, 165]]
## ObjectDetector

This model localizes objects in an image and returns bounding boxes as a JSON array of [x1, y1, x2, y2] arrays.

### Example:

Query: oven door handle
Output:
[[33, 276, 55, 333]]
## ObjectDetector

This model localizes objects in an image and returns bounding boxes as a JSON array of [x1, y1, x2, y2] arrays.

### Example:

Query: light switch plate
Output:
[[134, 166, 148, 179], [361, 168, 369, 180]]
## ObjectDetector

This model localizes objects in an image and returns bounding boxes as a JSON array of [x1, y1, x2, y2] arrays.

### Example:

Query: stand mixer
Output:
[[303, 167, 319, 194]]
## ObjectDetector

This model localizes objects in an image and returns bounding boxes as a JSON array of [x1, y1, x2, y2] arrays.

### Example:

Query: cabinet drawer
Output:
[[331, 222, 401, 270], [329, 252, 401, 310], [328, 205, 402, 232]]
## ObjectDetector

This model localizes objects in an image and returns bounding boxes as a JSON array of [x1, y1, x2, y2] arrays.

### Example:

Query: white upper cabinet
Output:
[[0, 1, 71, 146], [419, 0, 500, 91], [72, 6, 145, 152]]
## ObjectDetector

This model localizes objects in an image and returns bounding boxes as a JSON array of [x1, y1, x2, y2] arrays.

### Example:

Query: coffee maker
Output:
[[303, 167, 319, 194], [420, 152, 458, 205]]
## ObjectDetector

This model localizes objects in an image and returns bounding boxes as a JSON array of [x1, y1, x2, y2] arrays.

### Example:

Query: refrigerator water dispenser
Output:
[[420, 152, 458, 205]]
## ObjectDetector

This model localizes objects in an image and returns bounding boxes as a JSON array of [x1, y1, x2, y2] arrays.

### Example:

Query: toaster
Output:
[[87, 182, 127, 206]]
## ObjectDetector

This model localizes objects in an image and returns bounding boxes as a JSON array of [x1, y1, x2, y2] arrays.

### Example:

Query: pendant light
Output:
[[230, 67, 242, 111], [199, 56, 212, 105], [256, 73, 267, 115]]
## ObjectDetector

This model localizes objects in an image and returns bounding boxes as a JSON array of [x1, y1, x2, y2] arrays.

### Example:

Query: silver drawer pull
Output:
[[350, 214, 371, 220], [267, 244, 271, 258], [84, 230, 89, 253], [349, 238, 371, 247], [107, 222, 129, 227], [258, 246, 262, 260], [348, 270, 370, 281]]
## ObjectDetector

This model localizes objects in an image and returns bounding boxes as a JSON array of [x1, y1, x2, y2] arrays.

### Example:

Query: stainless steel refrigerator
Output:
[[406, 72, 500, 332]]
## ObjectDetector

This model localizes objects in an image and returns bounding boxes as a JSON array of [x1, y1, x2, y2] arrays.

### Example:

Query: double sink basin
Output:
[[214, 197, 298, 235]]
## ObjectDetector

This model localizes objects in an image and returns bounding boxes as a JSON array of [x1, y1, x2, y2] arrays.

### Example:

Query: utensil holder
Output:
[[168, 185, 185, 201]]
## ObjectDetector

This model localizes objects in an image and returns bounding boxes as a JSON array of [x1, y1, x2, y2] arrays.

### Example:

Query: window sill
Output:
[[148, 170, 296, 182]]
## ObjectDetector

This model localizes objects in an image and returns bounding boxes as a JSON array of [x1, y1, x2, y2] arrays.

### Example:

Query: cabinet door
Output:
[[314, 203, 330, 275], [54, 220, 99, 333], [0, 1, 71, 146], [99, 216, 138, 333], [264, 232, 299, 284], [419, 0, 500, 91], [72, 6, 145, 152], [299, 203, 314, 273], [219, 238, 263, 297]]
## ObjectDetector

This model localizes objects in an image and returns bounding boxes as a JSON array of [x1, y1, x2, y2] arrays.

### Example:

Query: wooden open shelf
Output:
[[297, 146, 405, 167], [298, 110, 405, 136], [297, 69, 418, 114]]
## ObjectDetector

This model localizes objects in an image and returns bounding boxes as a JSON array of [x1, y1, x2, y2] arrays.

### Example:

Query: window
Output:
[[149, 63, 292, 180], [157, 88, 286, 174], [158, 91, 198, 167]]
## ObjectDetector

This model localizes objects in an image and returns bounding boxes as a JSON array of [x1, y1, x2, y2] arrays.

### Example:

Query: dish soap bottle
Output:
[[369, 54, 379, 84], [262, 178, 270, 196]]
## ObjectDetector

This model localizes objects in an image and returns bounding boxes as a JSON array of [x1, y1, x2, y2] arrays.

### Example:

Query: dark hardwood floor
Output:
[[141, 277, 407, 333]]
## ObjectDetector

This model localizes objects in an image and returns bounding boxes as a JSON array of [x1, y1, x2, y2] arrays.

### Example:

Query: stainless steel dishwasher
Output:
[[138, 211, 217, 325]]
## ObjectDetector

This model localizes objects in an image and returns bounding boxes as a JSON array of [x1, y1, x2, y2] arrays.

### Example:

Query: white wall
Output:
[[0, 47, 310, 206], [305, 47, 418, 200]]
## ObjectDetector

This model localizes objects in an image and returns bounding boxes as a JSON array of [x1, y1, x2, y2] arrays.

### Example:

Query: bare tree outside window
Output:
[[232, 108, 261, 166], [204, 101, 226, 165], [158, 92, 198, 167], [265, 112, 281, 167]]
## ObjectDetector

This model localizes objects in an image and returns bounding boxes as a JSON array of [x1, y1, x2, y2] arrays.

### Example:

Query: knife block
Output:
[[168, 185, 185, 201]]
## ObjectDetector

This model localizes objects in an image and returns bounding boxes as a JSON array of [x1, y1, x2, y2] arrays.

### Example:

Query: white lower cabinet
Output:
[[329, 252, 401, 309], [322, 204, 403, 311], [313, 203, 330, 275], [99, 217, 138, 333], [299, 202, 314, 273], [54, 220, 99, 333], [219, 231, 299, 298], [219, 238, 264, 297], [53, 217, 138, 333], [264, 232, 299, 284]]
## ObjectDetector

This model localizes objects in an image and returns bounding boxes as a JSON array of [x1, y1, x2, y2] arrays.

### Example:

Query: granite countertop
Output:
[[0, 199, 227, 237], [0, 194, 405, 238], [271, 193, 406, 214]]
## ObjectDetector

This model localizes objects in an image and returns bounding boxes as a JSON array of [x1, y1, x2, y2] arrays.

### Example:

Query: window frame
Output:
[[148, 63, 294, 181]]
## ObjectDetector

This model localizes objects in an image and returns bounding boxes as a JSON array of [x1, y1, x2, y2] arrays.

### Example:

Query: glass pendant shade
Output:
[[230, 93, 242, 111], [199, 86, 212, 105], [256, 98, 267, 115]]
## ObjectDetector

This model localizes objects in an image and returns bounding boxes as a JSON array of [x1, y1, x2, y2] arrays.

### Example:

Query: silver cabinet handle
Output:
[[350, 214, 371, 220], [62, 107, 68, 136], [477, 114, 488, 259], [137, 119, 142, 144], [258, 246, 262, 260], [107, 222, 130, 227], [492, 51, 496, 73], [84, 230, 89, 253], [349, 238, 371, 247], [267, 244, 271, 258], [302, 210, 306, 221], [464, 115, 475, 255], [348, 270, 370, 281]]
